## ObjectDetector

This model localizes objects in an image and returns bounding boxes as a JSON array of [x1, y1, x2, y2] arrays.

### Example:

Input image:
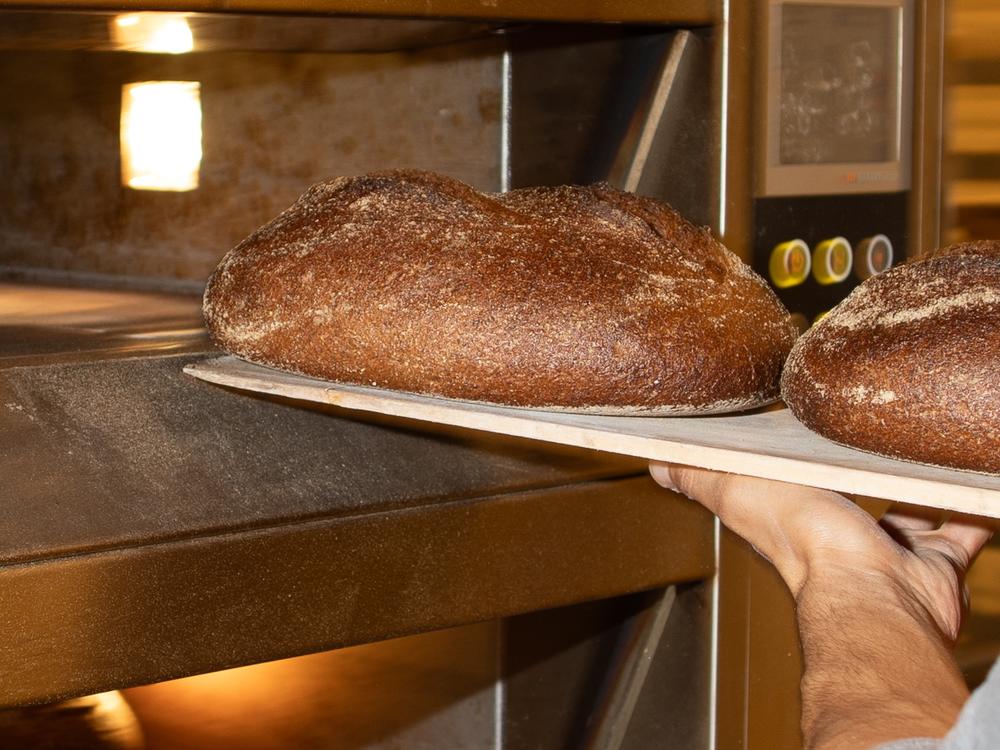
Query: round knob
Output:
[[854, 234, 894, 280], [812, 236, 853, 285], [769, 239, 811, 289]]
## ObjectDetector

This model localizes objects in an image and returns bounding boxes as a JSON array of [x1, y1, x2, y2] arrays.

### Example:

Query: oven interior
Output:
[[0, 10, 727, 749]]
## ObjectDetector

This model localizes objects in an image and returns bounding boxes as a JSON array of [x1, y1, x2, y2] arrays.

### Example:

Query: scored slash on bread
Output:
[[204, 170, 796, 415]]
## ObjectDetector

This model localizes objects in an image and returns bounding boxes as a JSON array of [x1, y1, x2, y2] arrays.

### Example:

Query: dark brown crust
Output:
[[920, 239, 1000, 261], [204, 170, 796, 414], [782, 243, 1000, 474]]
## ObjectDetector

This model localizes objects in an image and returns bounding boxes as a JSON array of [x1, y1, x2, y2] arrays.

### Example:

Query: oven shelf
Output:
[[0, 348, 711, 708], [0, 281, 209, 365]]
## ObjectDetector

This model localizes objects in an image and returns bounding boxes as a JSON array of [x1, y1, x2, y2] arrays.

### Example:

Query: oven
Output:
[[0, 2, 943, 748]]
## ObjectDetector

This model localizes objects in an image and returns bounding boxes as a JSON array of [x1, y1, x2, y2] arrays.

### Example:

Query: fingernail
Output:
[[649, 463, 678, 492]]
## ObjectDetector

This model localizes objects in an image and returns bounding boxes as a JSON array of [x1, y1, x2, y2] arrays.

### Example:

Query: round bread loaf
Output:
[[782, 240, 1000, 473], [204, 170, 796, 414]]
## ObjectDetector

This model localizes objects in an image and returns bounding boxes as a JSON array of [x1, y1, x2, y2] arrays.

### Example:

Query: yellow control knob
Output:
[[769, 239, 811, 289], [854, 234, 894, 280], [812, 236, 853, 285]]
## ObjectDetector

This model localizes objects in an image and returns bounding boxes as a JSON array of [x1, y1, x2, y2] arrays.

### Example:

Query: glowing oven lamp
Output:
[[112, 13, 194, 54], [121, 81, 202, 192]]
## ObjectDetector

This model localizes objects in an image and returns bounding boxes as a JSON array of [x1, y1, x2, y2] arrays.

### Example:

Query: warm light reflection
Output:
[[55, 691, 145, 749], [92, 690, 139, 723], [112, 13, 194, 54], [121, 82, 202, 192]]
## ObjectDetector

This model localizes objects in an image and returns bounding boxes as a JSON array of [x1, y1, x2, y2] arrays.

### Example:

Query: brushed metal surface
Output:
[[0, 283, 209, 366], [581, 586, 678, 750], [605, 30, 715, 227], [0, 352, 641, 564], [125, 622, 499, 749], [618, 585, 712, 750], [0, 39, 502, 283], [508, 26, 715, 226], [0, 476, 713, 707], [121, 586, 715, 749], [509, 26, 642, 188], [0, 309, 713, 706], [908, 0, 945, 255], [0, 1, 718, 24], [502, 584, 712, 749], [0, 10, 494, 53]]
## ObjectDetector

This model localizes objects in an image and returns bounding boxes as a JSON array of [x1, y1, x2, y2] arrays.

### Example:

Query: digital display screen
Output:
[[780, 4, 899, 165]]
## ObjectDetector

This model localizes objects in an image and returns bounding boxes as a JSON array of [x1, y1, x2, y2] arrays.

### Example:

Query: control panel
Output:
[[753, 192, 908, 322]]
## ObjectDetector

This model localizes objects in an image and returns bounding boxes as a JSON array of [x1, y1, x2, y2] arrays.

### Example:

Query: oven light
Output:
[[112, 13, 194, 54], [121, 82, 202, 192]]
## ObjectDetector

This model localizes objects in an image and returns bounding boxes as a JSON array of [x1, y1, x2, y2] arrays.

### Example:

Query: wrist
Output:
[[795, 570, 968, 749], [798, 547, 965, 642]]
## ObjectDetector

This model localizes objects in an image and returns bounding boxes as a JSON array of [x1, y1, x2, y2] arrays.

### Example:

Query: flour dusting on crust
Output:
[[782, 243, 1000, 474], [205, 170, 797, 413]]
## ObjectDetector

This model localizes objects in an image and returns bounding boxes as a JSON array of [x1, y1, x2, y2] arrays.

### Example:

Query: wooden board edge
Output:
[[182, 360, 1000, 519]]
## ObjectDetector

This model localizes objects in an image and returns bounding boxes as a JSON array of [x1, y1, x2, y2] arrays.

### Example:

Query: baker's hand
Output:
[[650, 463, 992, 640], [649, 463, 996, 749], [648, 462, 991, 640]]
